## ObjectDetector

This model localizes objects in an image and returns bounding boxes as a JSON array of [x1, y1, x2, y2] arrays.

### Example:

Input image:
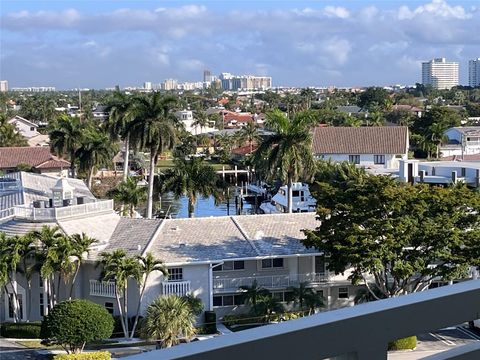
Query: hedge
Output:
[[388, 336, 417, 351], [53, 351, 111, 360], [0, 322, 42, 339]]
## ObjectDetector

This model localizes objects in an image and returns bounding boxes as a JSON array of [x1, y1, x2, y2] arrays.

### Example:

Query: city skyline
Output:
[[1, 0, 479, 89]]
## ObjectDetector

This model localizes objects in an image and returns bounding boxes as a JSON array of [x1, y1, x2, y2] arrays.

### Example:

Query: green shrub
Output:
[[0, 322, 42, 339], [53, 351, 111, 360], [388, 336, 417, 351], [203, 311, 217, 334], [41, 300, 114, 354]]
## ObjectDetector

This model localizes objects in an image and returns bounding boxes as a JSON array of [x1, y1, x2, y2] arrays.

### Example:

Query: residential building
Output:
[[11, 87, 56, 92], [422, 58, 459, 90], [7, 116, 50, 147], [219, 73, 272, 91], [0, 80, 8, 92], [144, 81, 152, 90], [441, 127, 480, 158], [161, 79, 178, 91], [0, 147, 70, 176], [175, 110, 217, 135], [312, 126, 409, 169], [203, 69, 212, 83], [469, 58, 480, 87]]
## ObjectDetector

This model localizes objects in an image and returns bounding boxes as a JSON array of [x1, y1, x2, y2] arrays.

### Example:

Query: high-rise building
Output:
[[144, 81, 152, 90], [469, 58, 480, 87], [203, 70, 212, 83], [0, 80, 8, 92], [161, 79, 178, 91], [421, 58, 459, 90]]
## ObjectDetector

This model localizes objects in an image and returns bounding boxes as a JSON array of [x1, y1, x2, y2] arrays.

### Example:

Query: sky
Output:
[[1, 0, 479, 89]]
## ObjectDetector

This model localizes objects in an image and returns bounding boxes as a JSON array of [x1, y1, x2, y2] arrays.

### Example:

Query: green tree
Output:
[[68, 233, 97, 299], [107, 177, 147, 217], [0, 233, 23, 322], [141, 295, 197, 348], [49, 114, 84, 178], [287, 282, 323, 314], [254, 295, 284, 320], [254, 109, 315, 213], [239, 280, 270, 314], [100, 250, 140, 338], [357, 87, 392, 111], [303, 174, 478, 300], [0, 113, 27, 147], [159, 156, 225, 218], [41, 299, 114, 353], [127, 93, 180, 219], [239, 122, 260, 154]]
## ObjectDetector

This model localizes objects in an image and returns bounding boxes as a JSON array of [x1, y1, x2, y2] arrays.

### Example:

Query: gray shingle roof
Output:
[[59, 213, 121, 244], [312, 126, 409, 155]]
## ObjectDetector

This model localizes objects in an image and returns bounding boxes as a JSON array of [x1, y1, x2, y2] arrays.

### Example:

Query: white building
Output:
[[8, 116, 40, 139], [312, 126, 409, 170], [144, 81, 152, 90], [176, 110, 217, 135], [161, 79, 178, 91], [0, 80, 8, 92], [422, 58, 459, 90], [440, 127, 480, 158], [469, 58, 480, 88]]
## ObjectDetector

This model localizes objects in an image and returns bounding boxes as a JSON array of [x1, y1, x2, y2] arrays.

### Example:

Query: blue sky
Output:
[[1, 0, 479, 89]]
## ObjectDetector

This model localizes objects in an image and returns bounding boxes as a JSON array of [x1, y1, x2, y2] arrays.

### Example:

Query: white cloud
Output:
[[323, 6, 350, 19], [322, 38, 351, 65], [398, 0, 472, 20]]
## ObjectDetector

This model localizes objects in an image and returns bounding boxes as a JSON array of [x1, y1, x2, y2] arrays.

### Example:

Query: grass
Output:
[[16, 339, 154, 351], [15, 340, 62, 349]]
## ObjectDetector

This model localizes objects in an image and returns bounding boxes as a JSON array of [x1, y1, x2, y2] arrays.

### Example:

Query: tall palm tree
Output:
[[255, 295, 285, 319], [107, 177, 147, 217], [239, 280, 270, 313], [0, 233, 23, 322], [288, 282, 324, 315], [254, 109, 316, 213], [100, 250, 141, 338], [193, 108, 210, 135], [159, 156, 225, 218], [49, 114, 84, 178], [68, 233, 97, 299], [106, 91, 134, 181], [141, 295, 197, 348], [427, 122, 449, 159], [76, 127, 117, 189], [127, 93, 181, 219], [130, 252, 167, 338], [239, 122, 260, 154]]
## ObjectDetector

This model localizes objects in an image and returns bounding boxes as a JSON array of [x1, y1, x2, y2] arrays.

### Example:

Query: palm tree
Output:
[[106, 91, 134, 181], [100, 250, 140, 338], [0, 113, 27, 147], [159, 156, 225, 218], [0, 233, 23, 322], [107, 177, 147, 217], [344, 116, 363, 127], [193, 108, 210, 135], [239, 280, 270, 313], [239, 122, 260, 154], [255, 295, 285, 320], [127, 93, 181, 219], [68, 233, 97, 299], [288, 282, 324, 315], [130, 252, 167, 338], [427, 122, 449, 158], [141, 295, 197, 348], [354, 285, 387, 304], [253, 109, 316, 213], [49, 114, 84, 177]]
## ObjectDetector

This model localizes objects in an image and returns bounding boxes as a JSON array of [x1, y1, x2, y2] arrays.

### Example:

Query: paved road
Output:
[[388, 326, 480, 359], [0, 337, 47, 360]]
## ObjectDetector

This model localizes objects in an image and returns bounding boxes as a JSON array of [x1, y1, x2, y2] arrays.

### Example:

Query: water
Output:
[[155, 190, 257, 218]]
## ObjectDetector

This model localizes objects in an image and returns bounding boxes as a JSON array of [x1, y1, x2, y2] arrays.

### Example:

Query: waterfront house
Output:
[[0, 147, 70, 176]]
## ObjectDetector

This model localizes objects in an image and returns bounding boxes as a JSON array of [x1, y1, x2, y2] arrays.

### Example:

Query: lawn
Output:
[[16, 339, 153, 351]]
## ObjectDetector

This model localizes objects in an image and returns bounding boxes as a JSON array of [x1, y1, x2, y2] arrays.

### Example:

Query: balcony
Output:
[[162, 281, 191, 297], [128, 280, 480, 360], [213, 273, 330, 293], [6, 200, 114, 221], [89, 280, 117, 298]]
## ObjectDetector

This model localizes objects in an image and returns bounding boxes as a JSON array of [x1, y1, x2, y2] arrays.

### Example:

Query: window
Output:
[[168, 268, 183, 281], [338, 287, 349, 299], [374, 155, 385, 164], [105, 302, 114, 315], [30, 127, 35, 131], [261, 258, 284, 269], [461, 167, 466, 177], [212, 294, 244, 307], [39, 293, 44, 317], [272, 291, 294, 303], [39, 274, 43, 287], [348, 155, 360, 164], [212, 261, 245, 271]]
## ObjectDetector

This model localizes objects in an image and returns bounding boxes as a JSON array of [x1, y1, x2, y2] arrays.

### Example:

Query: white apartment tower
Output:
[[0, 80, 8, 92], [469, 59, 480, 87], [422, 58, 459, 90]]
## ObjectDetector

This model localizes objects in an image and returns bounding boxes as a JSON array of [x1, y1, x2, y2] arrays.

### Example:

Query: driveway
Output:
[[0, 337, 47, 360]]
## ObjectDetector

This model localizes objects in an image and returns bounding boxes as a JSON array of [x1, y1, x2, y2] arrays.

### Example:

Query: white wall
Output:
[[319, 154, 403, 169], [9, 118, 39, 139]]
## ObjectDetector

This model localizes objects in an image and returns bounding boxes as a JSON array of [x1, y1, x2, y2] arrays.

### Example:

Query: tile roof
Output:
[[312, 126, 408, 155], [0, 147, 70, 169], [59, 213, 121, 244]]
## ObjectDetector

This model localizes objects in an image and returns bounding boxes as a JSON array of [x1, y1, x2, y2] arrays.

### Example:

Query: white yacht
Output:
[[259, 182, 316, 214]]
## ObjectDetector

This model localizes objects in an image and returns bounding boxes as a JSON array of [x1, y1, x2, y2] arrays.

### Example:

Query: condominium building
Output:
[[469, 58, 480, 87], [219, 73, 272, 91], [422, 58, 459, 90], [0, 80, 8, 92], [161, 79, 178, 91]]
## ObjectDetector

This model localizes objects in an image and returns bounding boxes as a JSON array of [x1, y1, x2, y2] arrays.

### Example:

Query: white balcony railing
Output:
[[162, 281, 191, 297], [7, 200, 114, 221], [128, 280, 480, 360], [89, 280, 117, 298], [213, 272, 329, 292]]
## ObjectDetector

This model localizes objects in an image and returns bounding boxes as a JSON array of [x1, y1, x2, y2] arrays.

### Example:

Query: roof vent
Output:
[[171, 226, 180, 231], [137, 244, 142, 251], [254, 231, 264, 240], [179, 243, 186, 248]]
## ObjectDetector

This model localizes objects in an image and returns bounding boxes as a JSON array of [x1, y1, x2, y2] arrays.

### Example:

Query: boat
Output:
[[259, 182, 316, 214]]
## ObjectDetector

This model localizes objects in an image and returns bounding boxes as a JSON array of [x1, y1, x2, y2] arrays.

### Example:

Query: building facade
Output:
[[422, 58, 459, 90], [469, 58, 480, 88], [0, 80, 8, 92]]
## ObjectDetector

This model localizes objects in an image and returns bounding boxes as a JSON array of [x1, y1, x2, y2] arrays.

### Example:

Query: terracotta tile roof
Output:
[[312, 126, 409, 155], [232, 144, 257, 156], [0, 147, 70, 169]]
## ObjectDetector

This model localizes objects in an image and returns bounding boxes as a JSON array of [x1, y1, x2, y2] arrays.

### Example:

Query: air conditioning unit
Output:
[[33, 200, 45, 208]]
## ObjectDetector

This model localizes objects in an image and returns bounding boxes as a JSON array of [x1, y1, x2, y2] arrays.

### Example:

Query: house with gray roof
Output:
[[312, 126, 409, 169]]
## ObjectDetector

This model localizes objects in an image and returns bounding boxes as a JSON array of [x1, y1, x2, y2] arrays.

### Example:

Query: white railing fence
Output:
[[162, 281, 191, 297], [128, 280, 480, 360], [89, 280, 117, 298], [213, 272, 329, 291]]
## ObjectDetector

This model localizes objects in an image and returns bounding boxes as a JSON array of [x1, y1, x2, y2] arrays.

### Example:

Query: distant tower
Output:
[[469, 59, 480, 87], [421, 58, 459, 90], [0, 80, 8, 92], [144, 81, 152, 90], [203, 70, 212, 83]]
